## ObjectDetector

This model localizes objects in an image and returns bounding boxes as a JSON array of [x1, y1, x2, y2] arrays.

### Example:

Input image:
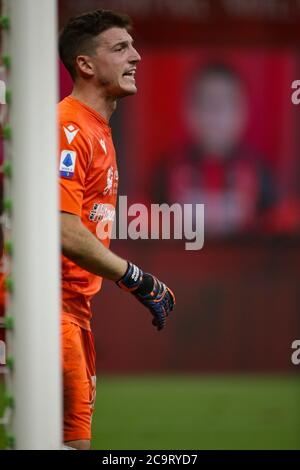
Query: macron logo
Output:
[[64, 124, 79, 144], [100, 138, 107, 155]]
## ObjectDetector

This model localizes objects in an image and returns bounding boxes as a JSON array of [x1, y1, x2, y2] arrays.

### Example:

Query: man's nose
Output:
[[130, 47, 141, 63]]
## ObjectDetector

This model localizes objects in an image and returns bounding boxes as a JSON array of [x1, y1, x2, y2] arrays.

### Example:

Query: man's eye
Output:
[[114, 45, 127, 52]]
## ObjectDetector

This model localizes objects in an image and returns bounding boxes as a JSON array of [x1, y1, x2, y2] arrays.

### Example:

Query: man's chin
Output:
[[118, 85, 137, 98]]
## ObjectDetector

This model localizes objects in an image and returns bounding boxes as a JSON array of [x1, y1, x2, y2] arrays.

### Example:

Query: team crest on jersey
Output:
[[60, 150, 76, 178], [103, 166, 118, 196], [63, 124, 79, 144], [103, 166, 114, 195]]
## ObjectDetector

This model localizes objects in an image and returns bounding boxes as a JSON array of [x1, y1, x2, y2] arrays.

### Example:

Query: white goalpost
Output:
[[2, 0, 62, 449]]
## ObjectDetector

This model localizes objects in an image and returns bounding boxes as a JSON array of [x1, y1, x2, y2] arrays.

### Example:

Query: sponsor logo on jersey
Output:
[[89, 203, 115, 223], [63, 124, 79, 144], [60, 150, 76, 178]]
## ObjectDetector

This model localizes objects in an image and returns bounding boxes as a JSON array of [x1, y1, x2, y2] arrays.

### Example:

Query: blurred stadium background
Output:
[[1, 0, 300, 449]]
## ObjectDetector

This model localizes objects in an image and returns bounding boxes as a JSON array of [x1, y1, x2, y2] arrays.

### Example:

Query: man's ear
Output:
[[75, 55, 94, 77]]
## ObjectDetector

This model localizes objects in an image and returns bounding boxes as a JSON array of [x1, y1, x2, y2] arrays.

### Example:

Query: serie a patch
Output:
[[60, 150, 76, 178]]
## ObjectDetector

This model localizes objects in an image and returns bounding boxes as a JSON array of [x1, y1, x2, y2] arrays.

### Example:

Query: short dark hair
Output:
[[59, 9, 132, 80]]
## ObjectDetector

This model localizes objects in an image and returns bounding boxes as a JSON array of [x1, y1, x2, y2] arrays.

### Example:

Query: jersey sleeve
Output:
[[58, 123, 91, 217]]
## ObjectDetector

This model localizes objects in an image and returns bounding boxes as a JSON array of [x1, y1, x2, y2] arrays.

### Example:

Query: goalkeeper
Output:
[[59, 10, 175, 450]]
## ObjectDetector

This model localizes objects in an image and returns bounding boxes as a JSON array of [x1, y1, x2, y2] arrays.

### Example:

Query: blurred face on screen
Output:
[[187, 72, 248, 157], [78, 27, 141, 98]]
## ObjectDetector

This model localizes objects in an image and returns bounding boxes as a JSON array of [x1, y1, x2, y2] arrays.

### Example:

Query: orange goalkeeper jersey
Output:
[[58, 96, 119, 330]]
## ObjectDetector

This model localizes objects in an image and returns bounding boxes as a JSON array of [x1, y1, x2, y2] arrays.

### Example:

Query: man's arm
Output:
[[61, 211, 127, 280], [61, 211, 175, 330]]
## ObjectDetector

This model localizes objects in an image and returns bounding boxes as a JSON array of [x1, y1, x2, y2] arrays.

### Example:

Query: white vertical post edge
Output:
[[10, 0, 61, 449]]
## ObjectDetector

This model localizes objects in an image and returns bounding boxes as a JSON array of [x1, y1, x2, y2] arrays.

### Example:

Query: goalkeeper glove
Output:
[[116, 262, 175, 331]]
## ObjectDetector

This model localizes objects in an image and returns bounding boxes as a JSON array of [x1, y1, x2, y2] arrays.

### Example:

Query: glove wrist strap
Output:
[[116, 261, 143, 292]]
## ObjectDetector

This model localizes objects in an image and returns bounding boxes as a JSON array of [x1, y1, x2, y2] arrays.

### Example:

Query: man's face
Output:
[[187, 75, 248, 156], [87, 27, 141, 98]]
